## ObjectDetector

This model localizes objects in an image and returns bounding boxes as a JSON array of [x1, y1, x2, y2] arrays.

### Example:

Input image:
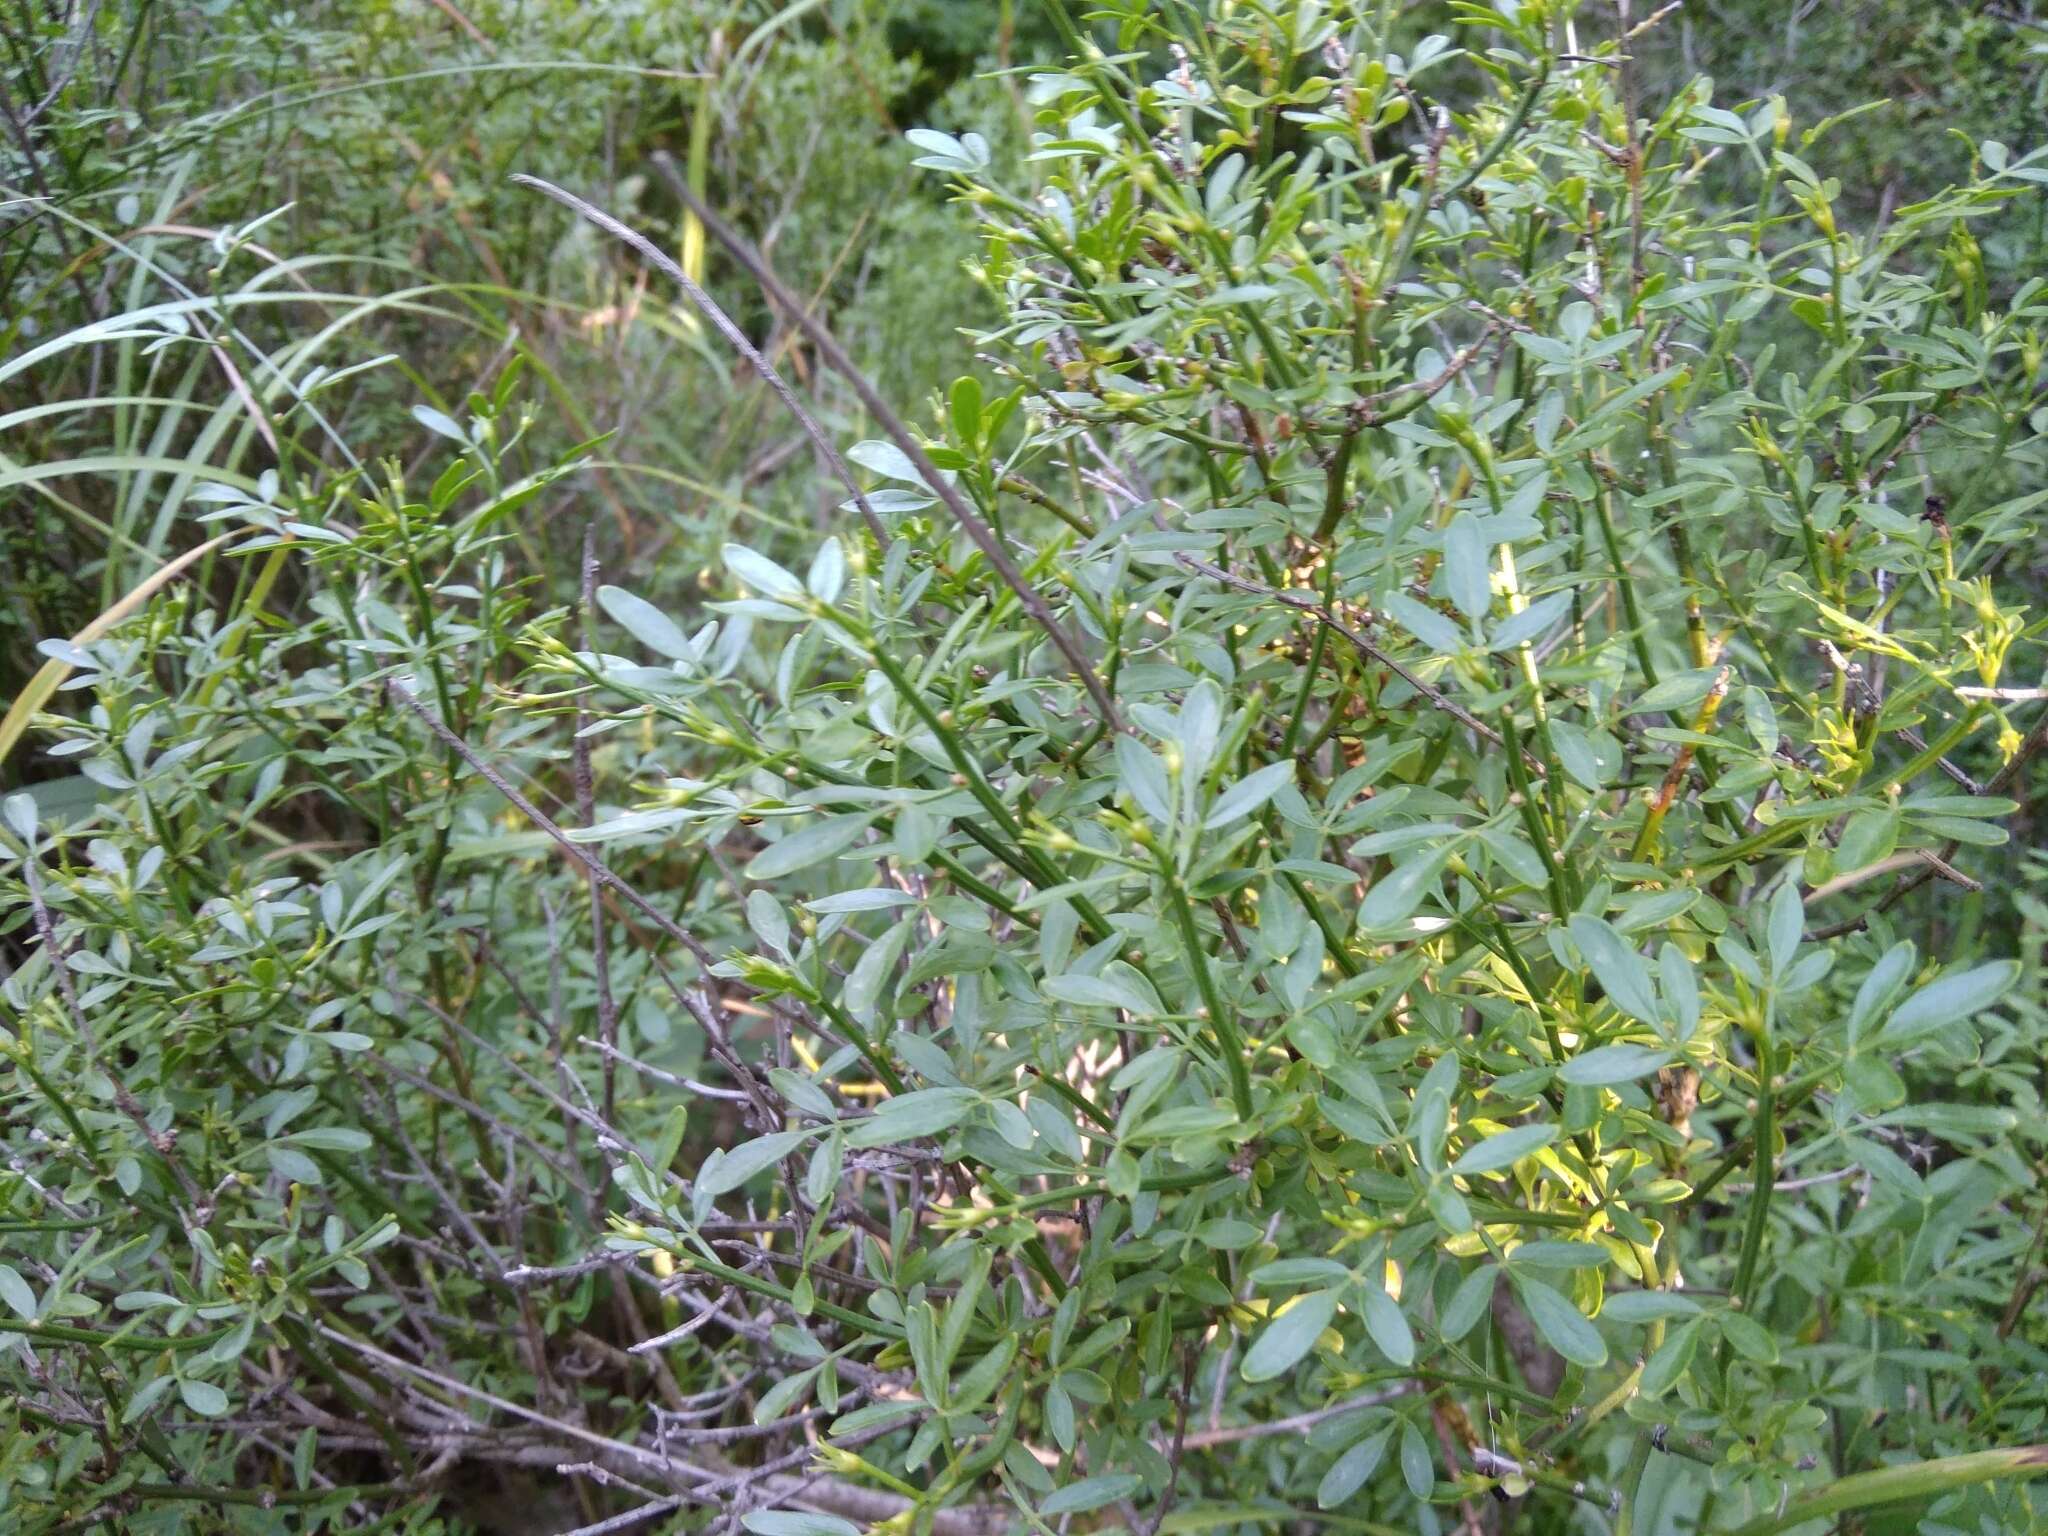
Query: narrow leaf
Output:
[[746, 814, 872, 881], [1205, 760, 1296, 829], [598, 586, 693, 660], [1878, 961, 2021, 1047], [1451, 1122, 1557, 1176], [700, 1130, 810, 1196]]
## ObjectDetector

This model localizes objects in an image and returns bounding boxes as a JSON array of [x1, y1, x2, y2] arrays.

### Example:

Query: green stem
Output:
[[672, 1247, 906, 1340], [1732, 1026, 1775, 1305], [1160, 855, 1255, 1119], [1281, 559, 1337, 756], [1724, 1446, 2048, 1536]]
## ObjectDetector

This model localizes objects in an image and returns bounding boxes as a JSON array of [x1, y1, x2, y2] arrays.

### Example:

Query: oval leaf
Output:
[[1242, 1289, 1339, 1382], [1512, 1278, 1607, 1367]]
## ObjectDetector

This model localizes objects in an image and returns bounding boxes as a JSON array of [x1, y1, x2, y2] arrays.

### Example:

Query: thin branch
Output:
[[638, 157, 1124, 734], [575, 521, 622, 1127], [507, 174, 886, 548], [1814, 703, 2048, 932], [1140, 1345, 1200, 1536], [1175, 555, 1539, 770], [1802, 848, 1980, 908], [22, 851, 203, 1208], [384, 680, 774, 1116], [1170, 1382, 1418, 1450], [580, 1036, 750, 1100]]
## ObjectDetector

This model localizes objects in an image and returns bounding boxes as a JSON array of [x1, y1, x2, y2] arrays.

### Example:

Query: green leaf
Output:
[[1045, 1379, 1076, 1452], [1660, 943, 1700, 1036], [700, 1130, 811, 1195], [846, 439, 924, 483], [1115, 734, 1174, 823], [597, 585, 692, 660], [1490, 590, 1574, 652], [1765, 880, 1804, 979], [1639, 1318, 1700, 1396], [1440, 1266, 1497, 1341], [1194, 1219, 1263, 1250], [285, 1127, 372, 1153], [1242, 1290, 1339, 1382], [1551, 721, 1608, 788], [1507, 1242, 1610, 1269], [742, 1515, 861, 1536], [805, 888, 917, 914], [1317, 1428, 1392, 1509], [178, 1378, 230, 1417], [1834, 807, 1898, 872], [752, 1367, 820, 1425], [806, 538, 845, 604], [1633, 668, 1719, 713], [846, 1088, 978, 1147], [723, 542, 804, 600], [3, 793, 38, 844], [268, 1146, 323, 1184], [1251, 1259, 1352, 1287], [1383, 593, 1466, 655], [1601, 1290, 1701, 1324], [1358, 1284, 1414, 1366], [1042, 1474, 1143, 1516], [1205, 760, 1295, 829], [1359, 849, 1450, 929], [949, 375, 983, 443], [1451, 1122, 1556, 1176], [1568, 915, 1660, 1024], [1043, 972, 1153, 1014], [1407, 1052, 1459, 1174], [1442, 514, 1491, 620], [1398, 1420, 1434, 1498], [844, 919, 911, 1023], [747, 889, 790, 955], [0, 1264, 36, 1321], [411, 403, 469, 444], [746, 814, 873, 881], [1512, 1277, 1606, 1366], [1718, 1309, 1780, 1364], [1558, 1043, 1671, 1086], [1848, 941, 1916, 1045], [1878, 960, 2021, 1047]]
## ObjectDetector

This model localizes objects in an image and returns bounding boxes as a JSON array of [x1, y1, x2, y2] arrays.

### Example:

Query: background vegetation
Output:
[[3, 2, 2047, 1534]]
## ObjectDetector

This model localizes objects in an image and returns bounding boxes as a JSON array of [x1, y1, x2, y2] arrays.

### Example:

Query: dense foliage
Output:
[[4, 3, 2048, 1535]]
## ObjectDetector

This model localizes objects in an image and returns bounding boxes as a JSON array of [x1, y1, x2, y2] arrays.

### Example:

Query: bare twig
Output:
[[1170, 1382, 1419, 1450], [1725, 1165, 1861, 1196], [580, 1037, 751, 1101], [1140, 1346, 1200, 1536], [575, 522, 622, 1126], [508, 175, 886, 548], [1802, 849, 1980, 907]]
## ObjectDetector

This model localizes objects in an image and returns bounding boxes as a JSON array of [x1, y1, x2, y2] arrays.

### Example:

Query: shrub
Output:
[[4, 2, 2048, 1534]]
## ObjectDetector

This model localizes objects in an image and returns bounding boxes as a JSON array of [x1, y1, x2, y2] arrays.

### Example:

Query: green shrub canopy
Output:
[[4, 2, 2047, 1533]]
